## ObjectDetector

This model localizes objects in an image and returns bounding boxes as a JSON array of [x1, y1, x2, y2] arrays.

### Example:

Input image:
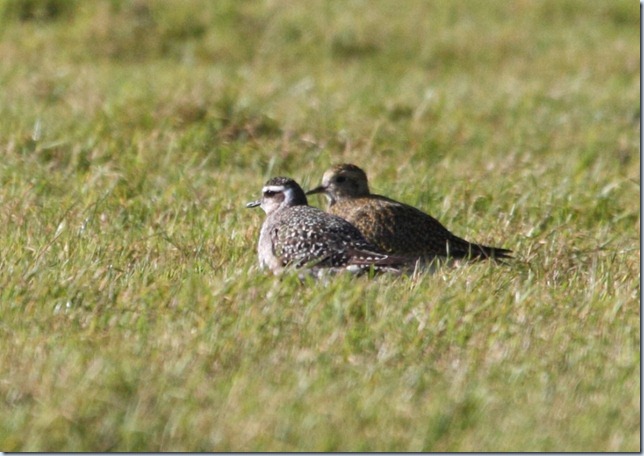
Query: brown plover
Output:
[[306, 164, 512, 261]]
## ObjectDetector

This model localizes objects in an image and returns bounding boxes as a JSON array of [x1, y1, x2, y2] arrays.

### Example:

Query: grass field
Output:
[[0, 0, 639, 451]]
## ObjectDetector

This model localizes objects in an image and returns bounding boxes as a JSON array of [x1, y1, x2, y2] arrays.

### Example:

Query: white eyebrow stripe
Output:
[[263, 185, 285, 193]]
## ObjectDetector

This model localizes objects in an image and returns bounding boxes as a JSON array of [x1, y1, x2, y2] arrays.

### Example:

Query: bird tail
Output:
[[448, 237, 513, 261], [345, 247, 415, 272]]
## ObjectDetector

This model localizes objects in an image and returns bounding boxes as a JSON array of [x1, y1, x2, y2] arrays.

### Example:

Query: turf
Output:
[[0, 0, 639, 451]]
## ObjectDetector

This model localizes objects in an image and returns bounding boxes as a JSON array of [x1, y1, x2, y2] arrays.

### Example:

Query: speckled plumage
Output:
[[306, 164, 512, 261], [247, 176, 406, 275]]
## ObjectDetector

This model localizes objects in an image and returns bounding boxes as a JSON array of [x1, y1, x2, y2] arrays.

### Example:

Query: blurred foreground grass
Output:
[[0, 0, 639, 451]]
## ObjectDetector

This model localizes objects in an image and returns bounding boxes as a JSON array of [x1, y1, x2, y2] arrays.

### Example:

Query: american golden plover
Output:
[[306, 164, 512, 261], [246, 176, 407, 275]]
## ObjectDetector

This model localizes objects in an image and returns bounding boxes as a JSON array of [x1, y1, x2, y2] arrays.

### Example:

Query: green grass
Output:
[[0, 0, 639, 451]]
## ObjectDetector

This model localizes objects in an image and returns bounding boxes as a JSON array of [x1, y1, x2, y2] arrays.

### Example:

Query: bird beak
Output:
[[246, 200, 261, 208], [305, 185, 326, 196]]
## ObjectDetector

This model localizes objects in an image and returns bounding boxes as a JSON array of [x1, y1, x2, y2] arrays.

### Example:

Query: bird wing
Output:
[[269, 207, 356, 268], [337, 196, 451, 254], [334, 196, 511, 259]]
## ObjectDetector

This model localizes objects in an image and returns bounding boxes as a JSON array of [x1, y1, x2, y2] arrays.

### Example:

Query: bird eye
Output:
[[335, 176, 346, 183], [264, 190, 276, 197]]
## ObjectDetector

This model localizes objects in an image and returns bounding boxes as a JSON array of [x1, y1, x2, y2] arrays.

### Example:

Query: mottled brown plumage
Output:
[[306, 164, 512, 261]]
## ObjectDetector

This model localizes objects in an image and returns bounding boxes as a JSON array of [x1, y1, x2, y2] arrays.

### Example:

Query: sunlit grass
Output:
[[0, 0, 639, 451]]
